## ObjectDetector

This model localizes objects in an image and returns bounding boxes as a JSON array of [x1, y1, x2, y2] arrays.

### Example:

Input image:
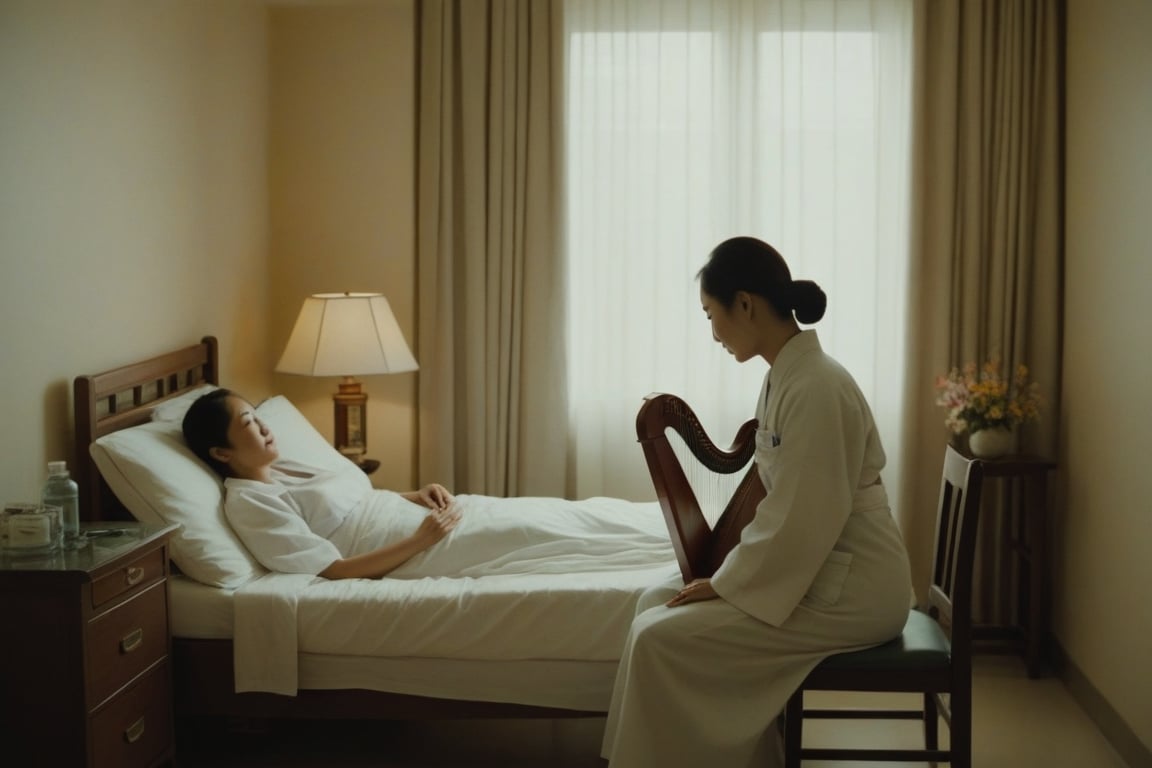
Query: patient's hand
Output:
[[413, 483, 455, 510], [416, 503, 461, 544]]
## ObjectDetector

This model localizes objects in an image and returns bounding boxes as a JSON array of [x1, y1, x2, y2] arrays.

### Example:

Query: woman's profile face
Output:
[[210, 395, 279, 473], [701, 287, 755, 363]]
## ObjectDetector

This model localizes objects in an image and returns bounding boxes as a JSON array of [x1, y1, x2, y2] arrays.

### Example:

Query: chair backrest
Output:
[[927, 444, 986, 656], [636, 393, 765, 582]]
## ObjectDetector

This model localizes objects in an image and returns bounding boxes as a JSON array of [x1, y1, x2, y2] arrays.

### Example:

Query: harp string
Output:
[[667, 428, 751, 529]]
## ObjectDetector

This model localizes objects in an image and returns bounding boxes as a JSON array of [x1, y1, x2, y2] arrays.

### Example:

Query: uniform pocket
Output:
[[803, 550, 854, 607], [755, 427, 781, 454], [754, 428, 780, 492]]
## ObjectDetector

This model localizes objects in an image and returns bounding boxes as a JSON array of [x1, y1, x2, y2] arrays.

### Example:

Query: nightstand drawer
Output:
[[90, 660, 172, 768], [92, 546, 166, 609], [87, 581, 168, 708]]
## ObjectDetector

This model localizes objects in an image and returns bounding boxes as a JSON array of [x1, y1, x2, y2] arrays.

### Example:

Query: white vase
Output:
[[968, 426, 1014, 458]]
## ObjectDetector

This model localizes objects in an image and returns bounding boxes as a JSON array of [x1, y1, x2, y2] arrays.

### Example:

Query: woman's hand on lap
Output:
[[666, 578, 719, 607]]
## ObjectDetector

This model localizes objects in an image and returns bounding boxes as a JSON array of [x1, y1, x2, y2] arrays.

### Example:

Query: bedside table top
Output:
[[0, 521, 177, 576]]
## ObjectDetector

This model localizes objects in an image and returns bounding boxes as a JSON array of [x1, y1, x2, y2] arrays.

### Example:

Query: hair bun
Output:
[[790, 280, 827, 324]]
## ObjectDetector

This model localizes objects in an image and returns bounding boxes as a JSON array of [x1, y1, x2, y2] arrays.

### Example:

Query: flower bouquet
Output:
[[935, 360, 1041, 457]]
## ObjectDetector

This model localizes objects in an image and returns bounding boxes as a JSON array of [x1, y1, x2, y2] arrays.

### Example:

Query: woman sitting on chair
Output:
[[182, 389, 674, 581], [601, 237, 914, 768]]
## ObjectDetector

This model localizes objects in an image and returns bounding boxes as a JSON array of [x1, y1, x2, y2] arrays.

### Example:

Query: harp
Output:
[[636, 393, 766, 583]]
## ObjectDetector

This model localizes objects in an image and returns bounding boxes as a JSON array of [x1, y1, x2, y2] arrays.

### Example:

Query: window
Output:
[[565, 0, 913, 501]]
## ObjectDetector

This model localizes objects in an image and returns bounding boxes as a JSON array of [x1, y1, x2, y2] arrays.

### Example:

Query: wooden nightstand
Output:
[[0, 522, 178, 767], [966, 453, 1057, 677]]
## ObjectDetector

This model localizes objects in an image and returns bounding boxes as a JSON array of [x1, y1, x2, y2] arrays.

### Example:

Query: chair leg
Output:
[[783, 690, 804, 768], [924, 692, 939, 749], [950, 687, 972, 768]]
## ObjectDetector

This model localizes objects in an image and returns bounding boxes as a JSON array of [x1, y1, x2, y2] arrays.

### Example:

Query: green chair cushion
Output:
[[815, 610, 950, 671]]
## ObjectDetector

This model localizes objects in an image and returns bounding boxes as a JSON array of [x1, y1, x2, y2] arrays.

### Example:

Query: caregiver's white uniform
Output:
[[602, 330, 913, 768], [223, 461, 674, 578]]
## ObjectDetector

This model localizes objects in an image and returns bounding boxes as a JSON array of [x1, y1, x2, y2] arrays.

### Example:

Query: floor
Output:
[[176, 655, 1130, 768]]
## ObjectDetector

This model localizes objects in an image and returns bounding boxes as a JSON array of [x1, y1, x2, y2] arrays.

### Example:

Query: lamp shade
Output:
[[275, 292, 418, 376]]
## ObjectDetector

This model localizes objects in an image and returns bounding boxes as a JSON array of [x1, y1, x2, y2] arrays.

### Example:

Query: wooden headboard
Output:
[[73, 336, 219, 521]]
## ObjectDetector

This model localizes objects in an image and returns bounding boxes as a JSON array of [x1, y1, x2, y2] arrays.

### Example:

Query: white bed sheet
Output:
[[168, 562, 681, 710], [169, 574, 234, 638]]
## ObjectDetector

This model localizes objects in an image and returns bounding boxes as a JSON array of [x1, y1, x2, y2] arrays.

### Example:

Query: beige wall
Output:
[[268, 0, 417, 492], [0, 0, 269, 503], [1062, 0, 1152, 756], [0, 0, 417, 501]]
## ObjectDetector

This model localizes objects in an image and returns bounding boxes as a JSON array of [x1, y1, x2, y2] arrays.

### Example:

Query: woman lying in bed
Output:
[[182, 389, 673, 580]]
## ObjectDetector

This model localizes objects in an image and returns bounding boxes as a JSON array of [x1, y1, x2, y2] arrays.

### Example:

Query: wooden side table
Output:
[[968, 453, 1057, 677], [0, 522, 178, 767]]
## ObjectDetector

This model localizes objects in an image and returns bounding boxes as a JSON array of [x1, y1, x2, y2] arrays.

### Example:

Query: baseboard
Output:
[[1050, 639, 1152, 768]]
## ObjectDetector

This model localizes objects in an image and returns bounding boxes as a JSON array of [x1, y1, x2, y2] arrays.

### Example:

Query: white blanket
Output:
[[232, 496, 677, 696], [233, 572, 316, 694]]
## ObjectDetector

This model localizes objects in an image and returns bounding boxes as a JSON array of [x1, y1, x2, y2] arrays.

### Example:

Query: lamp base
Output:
[[333, 376, 368, 458], [357, 459, 380, 476]]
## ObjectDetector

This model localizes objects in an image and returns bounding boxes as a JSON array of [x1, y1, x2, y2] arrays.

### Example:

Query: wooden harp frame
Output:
[[636, 392, 766, 582]]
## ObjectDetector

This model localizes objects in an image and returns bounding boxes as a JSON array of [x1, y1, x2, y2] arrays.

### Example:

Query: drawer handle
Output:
[[124, 566, 145, 586], [120, 628, 144, 654], [124, 717, 145, 744]]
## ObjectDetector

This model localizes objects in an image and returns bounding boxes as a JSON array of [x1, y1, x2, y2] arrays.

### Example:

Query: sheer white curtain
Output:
[[564, 0, 913, 502]]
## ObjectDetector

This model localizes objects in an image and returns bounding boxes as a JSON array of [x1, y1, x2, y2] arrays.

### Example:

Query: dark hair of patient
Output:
[[182, 388, 236, 478], [697, 236, 827, 324]]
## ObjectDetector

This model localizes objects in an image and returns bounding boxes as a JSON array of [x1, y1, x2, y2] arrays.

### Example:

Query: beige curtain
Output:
[[898, 0, 1063, 616], [415, 0, 569, 496]]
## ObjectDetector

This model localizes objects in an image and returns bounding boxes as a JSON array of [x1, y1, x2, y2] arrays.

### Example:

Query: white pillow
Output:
[[90, 394, 355, 588], [149, 383, 219, 423]]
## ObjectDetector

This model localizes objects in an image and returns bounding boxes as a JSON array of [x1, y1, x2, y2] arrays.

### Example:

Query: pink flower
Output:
[[934, 359, 1043, 435]]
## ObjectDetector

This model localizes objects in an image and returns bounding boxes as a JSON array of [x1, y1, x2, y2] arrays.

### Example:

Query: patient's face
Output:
[[215, 395, 279, 475]]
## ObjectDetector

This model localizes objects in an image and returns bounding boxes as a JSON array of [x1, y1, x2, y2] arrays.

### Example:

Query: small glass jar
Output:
[[1, 502, 62, 555]]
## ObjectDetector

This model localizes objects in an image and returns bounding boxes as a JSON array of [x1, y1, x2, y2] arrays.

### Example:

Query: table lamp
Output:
[[275, 292, 418, 470]]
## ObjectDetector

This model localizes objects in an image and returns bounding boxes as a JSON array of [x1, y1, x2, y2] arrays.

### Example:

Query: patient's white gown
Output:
[[223, 460, 674, 578]]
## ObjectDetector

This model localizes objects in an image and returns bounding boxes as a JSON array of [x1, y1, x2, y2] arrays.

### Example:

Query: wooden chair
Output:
[[782, 444, 985, 768], [635, 392, 765, 582]]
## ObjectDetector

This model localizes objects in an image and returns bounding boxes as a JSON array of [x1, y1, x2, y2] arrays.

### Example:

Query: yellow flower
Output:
[[934, 358, 1043, 435]]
